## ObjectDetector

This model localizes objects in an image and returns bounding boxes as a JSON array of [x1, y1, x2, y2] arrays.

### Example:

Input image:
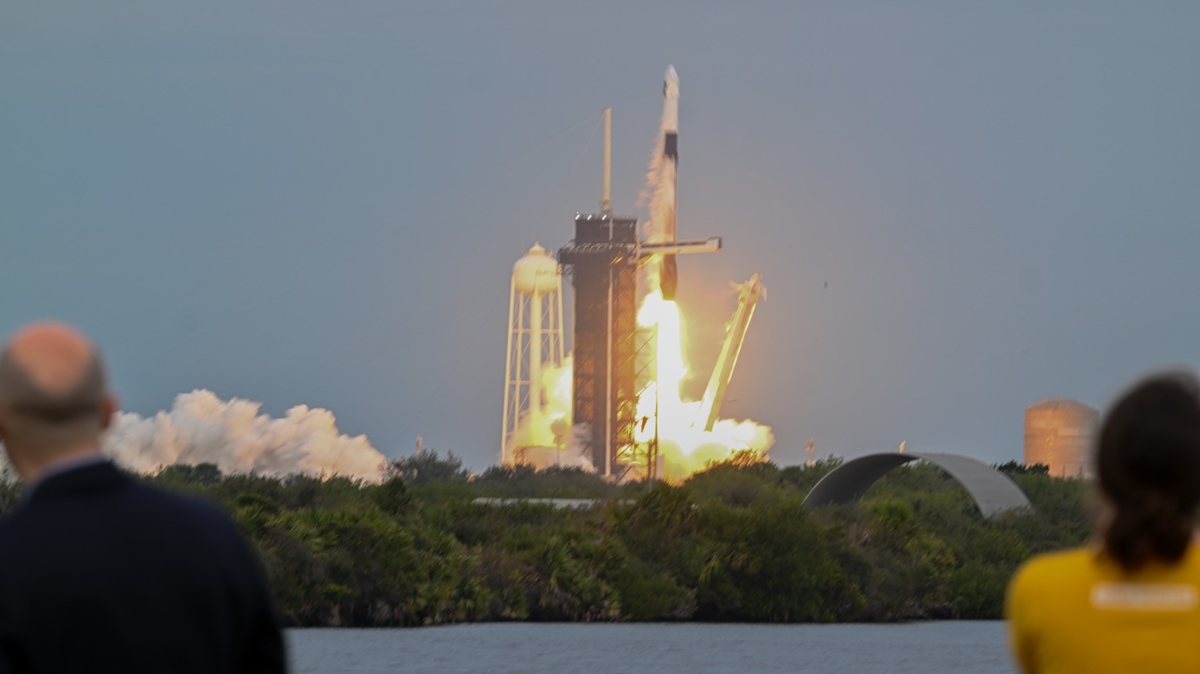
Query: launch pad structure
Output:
[[558, 213, 640, 477], [557, 100, 721, 479], [500, 67, 761, 480], [559, 222, 722, 478]]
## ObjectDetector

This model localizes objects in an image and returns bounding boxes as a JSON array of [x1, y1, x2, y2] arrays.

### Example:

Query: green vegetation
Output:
[[0, 453, 1093, 626]]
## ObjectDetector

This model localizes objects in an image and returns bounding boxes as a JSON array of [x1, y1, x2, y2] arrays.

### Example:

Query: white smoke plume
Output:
[[103, 390, 388, 482], [509, 356, 597, 470], [639, 131, 674, 248], [508, 356, 573, 453]]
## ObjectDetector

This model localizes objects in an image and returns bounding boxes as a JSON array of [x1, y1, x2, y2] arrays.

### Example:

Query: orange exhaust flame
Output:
[[634, 283, 774, 482]]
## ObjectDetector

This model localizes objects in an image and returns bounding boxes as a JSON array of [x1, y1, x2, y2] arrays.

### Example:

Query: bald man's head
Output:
[[0, 323, 114, 468]]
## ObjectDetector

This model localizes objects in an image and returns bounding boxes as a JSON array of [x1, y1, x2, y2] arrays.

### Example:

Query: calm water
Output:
[[287, 621, 1012, 673]]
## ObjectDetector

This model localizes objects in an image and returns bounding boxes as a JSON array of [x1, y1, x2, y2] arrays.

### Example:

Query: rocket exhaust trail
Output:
[[660, 65, 680, 300]]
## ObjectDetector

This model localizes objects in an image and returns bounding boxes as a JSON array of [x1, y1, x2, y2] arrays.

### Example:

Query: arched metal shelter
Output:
[[803, 452, 1031, 518]]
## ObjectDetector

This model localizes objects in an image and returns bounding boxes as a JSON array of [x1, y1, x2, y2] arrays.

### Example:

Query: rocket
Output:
[[660, 65, 680, 300]]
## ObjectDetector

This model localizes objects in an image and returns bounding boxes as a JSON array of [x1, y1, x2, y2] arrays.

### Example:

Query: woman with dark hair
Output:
[[1007, 372, 1200, 673]]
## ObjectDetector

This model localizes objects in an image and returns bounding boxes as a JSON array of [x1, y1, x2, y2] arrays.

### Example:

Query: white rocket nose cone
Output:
[[665, 65, 678, 82]]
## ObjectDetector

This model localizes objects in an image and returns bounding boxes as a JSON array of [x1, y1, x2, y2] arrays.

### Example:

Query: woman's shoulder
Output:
[[1007, 547, 1099, 625], [1012, 547, 1095, 591]]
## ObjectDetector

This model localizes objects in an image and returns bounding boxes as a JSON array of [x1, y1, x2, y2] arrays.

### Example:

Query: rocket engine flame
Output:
[[103, 390, 389, 481], [634, 288, 775, 481]]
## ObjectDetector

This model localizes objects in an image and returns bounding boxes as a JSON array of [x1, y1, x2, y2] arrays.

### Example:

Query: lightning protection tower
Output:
[[502, 243, 566, 465]]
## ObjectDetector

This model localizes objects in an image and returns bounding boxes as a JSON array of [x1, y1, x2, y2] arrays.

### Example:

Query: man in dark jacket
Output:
[[0, 321, 287, 673]]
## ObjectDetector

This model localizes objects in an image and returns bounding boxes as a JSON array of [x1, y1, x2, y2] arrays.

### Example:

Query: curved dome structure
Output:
[[803, 452, 1031, 518]]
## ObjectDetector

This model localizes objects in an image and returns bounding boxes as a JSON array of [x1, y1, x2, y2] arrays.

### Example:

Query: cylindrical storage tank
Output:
[[1024, 399, 1099, 478], [512, 243, 561, 294], [502, 242, 566, 467]]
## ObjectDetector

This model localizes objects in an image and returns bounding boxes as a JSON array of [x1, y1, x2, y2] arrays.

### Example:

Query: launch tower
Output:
[[498, 67, 770, 482], [558, 72, 721, 478], [559, 213, 640, 476]]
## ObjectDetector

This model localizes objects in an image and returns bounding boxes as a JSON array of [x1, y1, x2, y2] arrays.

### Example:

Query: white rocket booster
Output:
[[660, 65, 680, 300]]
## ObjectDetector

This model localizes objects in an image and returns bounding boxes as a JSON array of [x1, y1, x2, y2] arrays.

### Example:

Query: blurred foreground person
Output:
[[1007, 372, 1200, 673], [0, 322, 286, 673]]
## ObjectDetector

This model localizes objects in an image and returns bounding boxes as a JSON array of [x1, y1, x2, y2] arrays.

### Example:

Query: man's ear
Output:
[[100, 394, 119, 431]]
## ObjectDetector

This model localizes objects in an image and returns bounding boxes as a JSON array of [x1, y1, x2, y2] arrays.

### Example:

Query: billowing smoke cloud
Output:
[[509, 356, 595, 470], [103, 390, 388, 481], [508, 356, 573, 453], [639, 130, 668, 237]]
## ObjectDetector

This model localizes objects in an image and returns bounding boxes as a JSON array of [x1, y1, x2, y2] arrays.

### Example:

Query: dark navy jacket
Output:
[[0, 461, 286, 673]]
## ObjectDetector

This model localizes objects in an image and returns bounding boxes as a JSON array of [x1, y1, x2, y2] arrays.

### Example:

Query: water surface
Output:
[[288, 621, 1012, 673]]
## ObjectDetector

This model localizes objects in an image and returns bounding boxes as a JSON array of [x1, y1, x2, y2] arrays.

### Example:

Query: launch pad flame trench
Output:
[[502, 67, 774, 481]]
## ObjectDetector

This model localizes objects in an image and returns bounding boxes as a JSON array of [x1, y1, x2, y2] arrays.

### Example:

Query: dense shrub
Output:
[[0, 455, 1090, 625]]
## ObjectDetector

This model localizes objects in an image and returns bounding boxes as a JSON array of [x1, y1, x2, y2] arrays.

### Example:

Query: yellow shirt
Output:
[[1006, 546, 1200, 674]]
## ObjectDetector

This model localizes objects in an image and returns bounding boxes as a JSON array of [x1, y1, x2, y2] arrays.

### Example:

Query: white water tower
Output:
[[501, 243, 565, 464]]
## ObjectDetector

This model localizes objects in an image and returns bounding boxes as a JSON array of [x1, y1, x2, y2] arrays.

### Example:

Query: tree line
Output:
[[0, 453, 1092, 626]]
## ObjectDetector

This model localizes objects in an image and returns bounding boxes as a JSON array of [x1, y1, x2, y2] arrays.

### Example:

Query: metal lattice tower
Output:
[[558, 96, 721, 479]]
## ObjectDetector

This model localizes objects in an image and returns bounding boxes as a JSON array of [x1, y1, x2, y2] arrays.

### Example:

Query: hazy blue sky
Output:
[[3, 2, 1198, 469]]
